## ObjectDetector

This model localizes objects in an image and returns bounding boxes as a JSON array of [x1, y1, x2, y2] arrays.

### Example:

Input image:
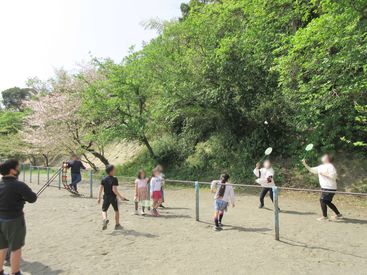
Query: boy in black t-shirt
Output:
[[97, 165, 125, 230]]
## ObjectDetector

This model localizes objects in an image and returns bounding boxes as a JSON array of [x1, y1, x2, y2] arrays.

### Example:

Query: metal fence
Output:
[[19, 163, 367, 241]]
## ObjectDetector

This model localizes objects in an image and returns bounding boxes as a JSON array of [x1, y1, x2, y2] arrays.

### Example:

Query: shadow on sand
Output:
[[21, 260, 63, 275], [280, 238, 367, 260], [198, 220, 271, 233], [110, 229, 158, 238], [338, 217, 367, 224]]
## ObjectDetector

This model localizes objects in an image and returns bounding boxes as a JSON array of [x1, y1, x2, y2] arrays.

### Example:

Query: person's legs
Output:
[[320, 198, 328, 217], [219, 212, 224, 224], [101, 198, 110, 230], [114, 211, 120, 225], [268, 188, 274, 202], [71, 173, 81, 191], [324, 193, 340, 216], [326, 201, 340, 215], [259, 188, 268, 207], [0, 248, 7, 274], [214, 211, 220, 228], [10, 249, 21, 274]]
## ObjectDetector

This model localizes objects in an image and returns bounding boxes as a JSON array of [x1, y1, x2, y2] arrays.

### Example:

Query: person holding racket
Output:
[[253, 160, 276, 209], [302, 154, 343, 221]]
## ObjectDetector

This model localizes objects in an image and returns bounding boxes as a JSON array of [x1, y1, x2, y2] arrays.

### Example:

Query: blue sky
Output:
[[0, 0, 186, 91]]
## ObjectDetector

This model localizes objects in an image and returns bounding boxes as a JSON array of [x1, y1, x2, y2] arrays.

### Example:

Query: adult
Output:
[[66, 155, 86, 193], [302, 154, 343, 221], [0, 159, 37, 275]]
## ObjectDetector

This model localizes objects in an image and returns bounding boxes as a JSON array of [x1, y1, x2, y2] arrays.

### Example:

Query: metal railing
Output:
[[19, 163, 367, 241]]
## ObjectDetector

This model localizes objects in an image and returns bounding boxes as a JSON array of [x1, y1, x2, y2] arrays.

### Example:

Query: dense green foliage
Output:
[[1, 0, 366, 188], [81, 0, 367, 185]]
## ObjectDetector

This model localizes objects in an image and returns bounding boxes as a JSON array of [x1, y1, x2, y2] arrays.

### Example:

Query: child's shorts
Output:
[[0, 216, 26, 251], [214, 199, 228, 211], [102, 195, 119, 212], [152, 191, 162, 201]]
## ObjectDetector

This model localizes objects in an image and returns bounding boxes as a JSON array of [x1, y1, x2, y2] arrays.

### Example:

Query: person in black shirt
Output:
[[0, 159, 37, 275], [66, 154, 86, 192], [97, 165, 125, 231]]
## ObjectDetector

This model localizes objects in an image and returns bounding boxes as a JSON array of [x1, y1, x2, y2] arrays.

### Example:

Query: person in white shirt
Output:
[[253, 160, 275, 209], [211, 173, 235, 231], [302, 154, 342, 221], [150, 168, 163, 217]]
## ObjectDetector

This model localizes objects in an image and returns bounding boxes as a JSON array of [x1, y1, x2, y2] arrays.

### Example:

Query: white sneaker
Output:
[[140, 210, 146, 216], [317, 217, 329, 221]]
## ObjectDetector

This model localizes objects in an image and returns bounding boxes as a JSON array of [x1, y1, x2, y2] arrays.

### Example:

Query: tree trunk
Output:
[[82, 147, 110, 167], [42, 154, 49, 167], [82, 153, 98, 172], [141, 135, 156, 160]]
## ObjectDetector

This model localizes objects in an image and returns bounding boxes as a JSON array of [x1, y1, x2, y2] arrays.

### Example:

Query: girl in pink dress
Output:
[[134, 170, 149, 215]]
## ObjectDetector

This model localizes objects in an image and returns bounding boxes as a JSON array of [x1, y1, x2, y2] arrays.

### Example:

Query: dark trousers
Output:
[[259, 187, 273, 206], [71, 173, 82, 191], [320, 189, 340, 217]]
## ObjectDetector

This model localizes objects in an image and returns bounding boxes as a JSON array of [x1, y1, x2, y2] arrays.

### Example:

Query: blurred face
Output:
[[321, 154, 330, 164], [140, 172, 145, 179], [264, 160, 271, 169], [10, 165, 20, 178], [110, 167, 116, 176], [72, 155, 77, 160], [153, 170, 159, 177]]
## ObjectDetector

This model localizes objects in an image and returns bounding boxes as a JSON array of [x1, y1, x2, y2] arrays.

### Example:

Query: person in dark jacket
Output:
[[66, 154, 86, 192], [0, 159, 37, 275]]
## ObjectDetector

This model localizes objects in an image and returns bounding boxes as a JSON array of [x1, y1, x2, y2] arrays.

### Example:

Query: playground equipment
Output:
[[36, 162, 83, 197]]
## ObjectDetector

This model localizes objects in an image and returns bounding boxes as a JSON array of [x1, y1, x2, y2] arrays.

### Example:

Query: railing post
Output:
[[195, 181, 199, 221], [37, 167, 40, 185], [272, 186, 280, 241], [47, 167, 50, 182], [58, 171, 61, 190], [22, 163, 26, 182], [89, 170, 93, 198], [29, 164, 32, 183]]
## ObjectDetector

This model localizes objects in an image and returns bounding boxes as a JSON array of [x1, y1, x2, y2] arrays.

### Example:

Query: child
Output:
[[0, 159, 37, 275], [98, 165, 126, 230], [253, 160, 275, 209], [150, 168, 163, 217], [155, 165, 166, 208], [134, 170, 149, 215], [212, 173, 235, 231], [302, 154, 342, 221]]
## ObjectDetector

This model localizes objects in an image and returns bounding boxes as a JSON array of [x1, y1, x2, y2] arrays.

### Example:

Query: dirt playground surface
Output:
[[12, 176, 367, 275]]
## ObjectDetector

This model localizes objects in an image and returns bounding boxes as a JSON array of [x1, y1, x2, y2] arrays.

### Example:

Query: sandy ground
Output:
[[9, 174, 367, 275]]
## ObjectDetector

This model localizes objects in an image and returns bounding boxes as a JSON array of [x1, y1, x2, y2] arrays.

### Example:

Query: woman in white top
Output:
[[134, 170, 149, 215], [211, 173, 235, 231], [253, 160, 275, 208], [302, 154, 342, 221]]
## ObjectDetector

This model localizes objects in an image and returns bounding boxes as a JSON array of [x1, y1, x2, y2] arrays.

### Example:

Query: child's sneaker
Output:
[[317, 217, 329, 221], [218, 222, 223, 227], [102, 219, 109, 230], [114, 224, 123, 230], [258, 204, 264, 209], [140, 210, 146, 216], [214, 226, 223, 231]]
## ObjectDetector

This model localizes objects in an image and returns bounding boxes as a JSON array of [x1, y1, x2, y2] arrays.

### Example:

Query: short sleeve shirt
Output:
[[101, 176, 118, 197]]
